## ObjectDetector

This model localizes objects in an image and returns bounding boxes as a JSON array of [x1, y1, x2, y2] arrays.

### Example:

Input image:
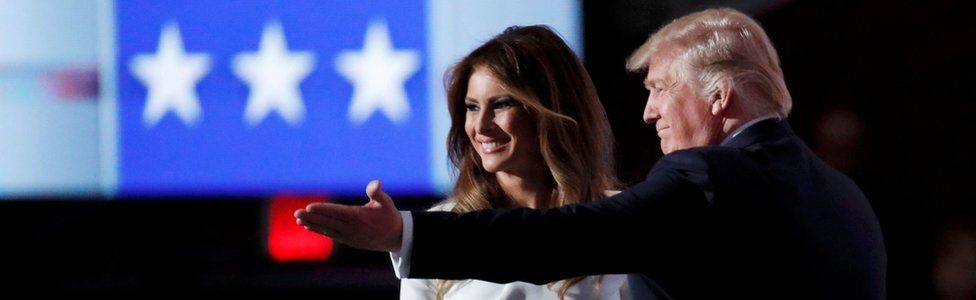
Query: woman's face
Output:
[[463, 66, 543, 174]]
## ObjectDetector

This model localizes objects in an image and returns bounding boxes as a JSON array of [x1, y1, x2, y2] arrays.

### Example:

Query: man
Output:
[[296, 8, 886, 299]]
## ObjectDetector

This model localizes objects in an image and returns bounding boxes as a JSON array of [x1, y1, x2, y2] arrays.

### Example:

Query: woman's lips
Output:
[[480, 140, 509, 154]]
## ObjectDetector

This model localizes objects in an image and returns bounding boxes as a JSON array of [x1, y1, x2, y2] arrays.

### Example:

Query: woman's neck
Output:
[[495, 167, 552, 209]]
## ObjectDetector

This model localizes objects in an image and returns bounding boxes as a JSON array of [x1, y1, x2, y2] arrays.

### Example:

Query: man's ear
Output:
[[710, 79, 733, 116]]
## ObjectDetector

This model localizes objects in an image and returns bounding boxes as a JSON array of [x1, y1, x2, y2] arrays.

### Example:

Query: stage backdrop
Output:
[[0, 0, 581, 198]]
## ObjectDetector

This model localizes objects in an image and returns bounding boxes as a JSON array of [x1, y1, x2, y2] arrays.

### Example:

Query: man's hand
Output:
[[294, 180, 403, 252]]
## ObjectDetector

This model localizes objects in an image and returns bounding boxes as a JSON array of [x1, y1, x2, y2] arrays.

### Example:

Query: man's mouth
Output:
[[656, 127, 669, 136]]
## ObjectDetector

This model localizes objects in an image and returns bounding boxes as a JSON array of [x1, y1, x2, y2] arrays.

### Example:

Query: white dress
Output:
[[399, 202, 631, 300]]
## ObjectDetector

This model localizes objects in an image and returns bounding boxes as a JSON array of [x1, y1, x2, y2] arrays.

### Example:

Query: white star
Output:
[[130, 21, 212, 128], [232, 20, 316, 127], [336, 19, 420, 126]]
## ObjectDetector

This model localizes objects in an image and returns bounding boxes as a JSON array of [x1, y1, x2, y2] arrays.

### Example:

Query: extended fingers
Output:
[[296, 207, 346, 229], [301, 222, 337, 236], [305, 202, 359, 223], [296, 210, 347, 237]]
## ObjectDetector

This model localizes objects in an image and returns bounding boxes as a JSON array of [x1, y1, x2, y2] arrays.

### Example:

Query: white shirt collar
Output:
[[720, 115, 781, 146]]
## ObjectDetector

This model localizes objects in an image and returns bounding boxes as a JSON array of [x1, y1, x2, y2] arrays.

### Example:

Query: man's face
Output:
[[642, 56, 722, 154]]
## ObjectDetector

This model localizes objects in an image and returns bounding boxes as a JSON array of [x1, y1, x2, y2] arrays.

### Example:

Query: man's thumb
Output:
[[366, 180, 394, 208]]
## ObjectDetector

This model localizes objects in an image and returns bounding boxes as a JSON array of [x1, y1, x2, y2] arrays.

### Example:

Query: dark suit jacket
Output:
[[409, 119, 886, 299]]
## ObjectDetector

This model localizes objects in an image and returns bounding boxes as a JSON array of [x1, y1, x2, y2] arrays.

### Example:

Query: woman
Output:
[[400, 25, 629, 300]]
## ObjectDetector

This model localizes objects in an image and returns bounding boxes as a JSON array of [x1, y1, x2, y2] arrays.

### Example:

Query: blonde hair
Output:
[[627, 8, 792, 118], [437, 25, 619, 300]]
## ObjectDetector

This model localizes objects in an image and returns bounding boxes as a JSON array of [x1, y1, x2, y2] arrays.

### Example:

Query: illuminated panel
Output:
[[267, 194, 333, 262]]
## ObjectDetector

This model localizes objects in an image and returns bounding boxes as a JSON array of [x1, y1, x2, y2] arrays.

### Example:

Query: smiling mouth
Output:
[[656, 127, 669, 136], [480, 141, 509, 154]]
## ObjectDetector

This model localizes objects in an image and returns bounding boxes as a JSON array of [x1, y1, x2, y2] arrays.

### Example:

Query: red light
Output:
[[267, 194, 333, 262]]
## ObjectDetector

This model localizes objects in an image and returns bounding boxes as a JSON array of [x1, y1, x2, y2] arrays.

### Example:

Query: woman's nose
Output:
[[475, 111, 496, 133]]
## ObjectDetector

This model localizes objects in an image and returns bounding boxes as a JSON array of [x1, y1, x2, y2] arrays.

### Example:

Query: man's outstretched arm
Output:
[[404, 173, 706, 285], [295, 160, 710, 285], [294, 180, 403, 252]]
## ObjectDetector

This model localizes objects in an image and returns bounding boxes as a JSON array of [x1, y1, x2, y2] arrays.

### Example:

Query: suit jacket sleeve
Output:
[[408, 151, 716, 284]]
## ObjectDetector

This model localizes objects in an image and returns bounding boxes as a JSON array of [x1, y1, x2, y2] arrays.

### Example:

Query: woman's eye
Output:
[[493, 100, 515, 109], [465, 103, 479, 112]]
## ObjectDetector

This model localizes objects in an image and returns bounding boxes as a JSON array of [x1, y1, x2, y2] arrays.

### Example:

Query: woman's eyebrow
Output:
[[489, 95, 509, 101]]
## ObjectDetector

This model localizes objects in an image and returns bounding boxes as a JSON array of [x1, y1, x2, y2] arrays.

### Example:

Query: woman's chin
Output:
[[481, 165, 500, 173], [480, 160, 507, 174]]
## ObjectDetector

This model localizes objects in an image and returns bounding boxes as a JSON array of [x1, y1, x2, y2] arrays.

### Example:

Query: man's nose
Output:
[[642, 97, 659, 124]]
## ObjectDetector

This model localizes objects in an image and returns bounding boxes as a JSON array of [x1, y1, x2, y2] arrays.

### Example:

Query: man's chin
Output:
[[660, 144, 673, 154]]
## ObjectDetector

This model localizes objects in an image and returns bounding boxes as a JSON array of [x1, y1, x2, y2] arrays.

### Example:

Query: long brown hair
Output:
[[436, 25, 619, 300]]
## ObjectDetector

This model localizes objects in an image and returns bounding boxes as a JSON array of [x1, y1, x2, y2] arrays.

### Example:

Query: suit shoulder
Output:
[[655, 146, 750, 170], [649, 146, 763, 193]]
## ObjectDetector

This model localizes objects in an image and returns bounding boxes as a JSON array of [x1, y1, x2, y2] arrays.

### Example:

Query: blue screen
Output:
[[116, 0, 431, 196], [0, 0, 581, 198]]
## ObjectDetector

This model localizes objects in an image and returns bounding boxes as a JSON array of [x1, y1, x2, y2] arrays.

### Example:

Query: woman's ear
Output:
[[710, 79, 733, 116]]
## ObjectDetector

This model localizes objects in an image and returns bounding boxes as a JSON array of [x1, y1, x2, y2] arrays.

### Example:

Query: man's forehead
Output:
[[644, 44, 683, 82], [644, 58, 674, 84]]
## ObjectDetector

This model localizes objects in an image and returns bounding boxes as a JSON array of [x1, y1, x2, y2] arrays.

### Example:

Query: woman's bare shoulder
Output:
[[603, 190, 622, 197]]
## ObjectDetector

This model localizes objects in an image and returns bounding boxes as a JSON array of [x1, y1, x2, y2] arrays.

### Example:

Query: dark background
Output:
[[2, 0, 973, 298]]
